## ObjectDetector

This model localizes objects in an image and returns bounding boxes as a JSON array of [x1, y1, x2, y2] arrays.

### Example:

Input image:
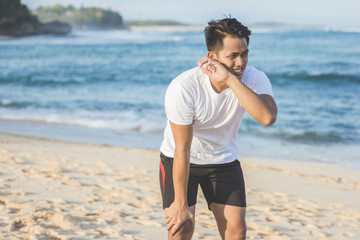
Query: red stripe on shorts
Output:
[[160, 160, 165, 194]]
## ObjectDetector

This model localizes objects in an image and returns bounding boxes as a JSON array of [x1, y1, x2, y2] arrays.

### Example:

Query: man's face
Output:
[[211, 36, 249, 79]]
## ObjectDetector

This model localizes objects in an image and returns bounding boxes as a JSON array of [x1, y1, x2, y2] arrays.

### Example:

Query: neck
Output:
[[209, 78, 229, 93]]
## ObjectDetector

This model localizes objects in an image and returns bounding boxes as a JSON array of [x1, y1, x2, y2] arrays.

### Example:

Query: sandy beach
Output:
[[0, 35, 16, 40], [0, 132, 359, 240]]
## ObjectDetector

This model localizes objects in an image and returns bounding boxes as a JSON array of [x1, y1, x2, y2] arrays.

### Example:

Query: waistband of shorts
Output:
[[160, 152, 239, 168], [190, 160, 240, 168]]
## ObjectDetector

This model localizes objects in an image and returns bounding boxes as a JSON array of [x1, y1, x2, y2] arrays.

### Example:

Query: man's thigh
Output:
[[159, 153, 200, 208], [200, 160, 246, 209], [210, 203, 246, 239], [210, 203, 246, 223]]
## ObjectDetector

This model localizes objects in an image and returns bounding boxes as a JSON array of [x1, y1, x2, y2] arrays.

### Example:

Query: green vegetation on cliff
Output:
[[36, 5, 124, 30]]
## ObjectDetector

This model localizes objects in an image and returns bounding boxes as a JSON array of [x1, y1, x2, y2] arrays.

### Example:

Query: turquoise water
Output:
[[0, 29, 359, 168]]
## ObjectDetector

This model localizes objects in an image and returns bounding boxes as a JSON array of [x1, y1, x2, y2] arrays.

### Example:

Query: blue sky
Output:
[[23, 0, 360, 27]]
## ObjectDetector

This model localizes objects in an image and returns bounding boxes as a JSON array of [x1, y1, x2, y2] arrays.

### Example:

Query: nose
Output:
[[235, 55, 244, 67]]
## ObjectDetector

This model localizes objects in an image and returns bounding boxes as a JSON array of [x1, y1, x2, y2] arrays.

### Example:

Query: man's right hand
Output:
[[198, 56, 232, 84], [165, 202, 195, 236]]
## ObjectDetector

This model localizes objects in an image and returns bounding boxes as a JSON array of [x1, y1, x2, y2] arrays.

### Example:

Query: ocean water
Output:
[[0, 28, 359, 169]]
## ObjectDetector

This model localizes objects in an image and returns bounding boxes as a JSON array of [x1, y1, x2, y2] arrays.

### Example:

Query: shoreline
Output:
[[0, 25, 204, 40], [0, 35, 16, 40], [1, 131, 360, 239], [128, 25, 204, 32], [0, 118, 358, 170]]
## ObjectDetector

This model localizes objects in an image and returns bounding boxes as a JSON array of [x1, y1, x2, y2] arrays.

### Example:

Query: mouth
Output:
[[233, 68, 244, 76]]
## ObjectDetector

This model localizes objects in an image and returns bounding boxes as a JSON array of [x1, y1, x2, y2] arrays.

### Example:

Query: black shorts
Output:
[[159, 152, 246, 210]]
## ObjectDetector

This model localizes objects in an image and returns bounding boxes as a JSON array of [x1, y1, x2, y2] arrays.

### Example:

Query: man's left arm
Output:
[[227, 76, 278, 126]]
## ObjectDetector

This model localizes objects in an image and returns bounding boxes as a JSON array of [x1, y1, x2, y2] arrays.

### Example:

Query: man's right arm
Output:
[[165, 121, 195, 236]]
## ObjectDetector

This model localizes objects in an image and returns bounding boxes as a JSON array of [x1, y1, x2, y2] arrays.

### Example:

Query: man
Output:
[[159, 17, 277, 240]]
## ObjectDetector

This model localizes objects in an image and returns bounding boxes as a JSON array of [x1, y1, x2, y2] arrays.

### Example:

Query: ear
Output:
[[207, 51, 216, 60]]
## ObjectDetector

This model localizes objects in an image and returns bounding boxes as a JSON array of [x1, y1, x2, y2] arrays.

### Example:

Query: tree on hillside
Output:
[[36, 5, 124, 30]]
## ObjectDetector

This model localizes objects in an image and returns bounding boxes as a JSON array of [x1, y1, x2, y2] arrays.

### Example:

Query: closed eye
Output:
[[229, 53, 239, 59], [242, 50, 249, 57], [229, 50, 249, 59]]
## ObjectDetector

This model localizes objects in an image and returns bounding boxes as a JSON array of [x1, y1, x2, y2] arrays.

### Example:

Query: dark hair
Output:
[[204, 18, 251, 52]]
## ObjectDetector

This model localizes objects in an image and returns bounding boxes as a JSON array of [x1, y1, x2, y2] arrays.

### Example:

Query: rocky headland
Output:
[[0, 0, 71, 38]]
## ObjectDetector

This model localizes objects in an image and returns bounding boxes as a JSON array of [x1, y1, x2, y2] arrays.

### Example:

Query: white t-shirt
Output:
[[160, 66, 274, 164]]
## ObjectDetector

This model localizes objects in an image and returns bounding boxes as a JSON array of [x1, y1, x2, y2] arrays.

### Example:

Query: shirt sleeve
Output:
[[164, 81, 194, 125], [244, 67, 274, 97]]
